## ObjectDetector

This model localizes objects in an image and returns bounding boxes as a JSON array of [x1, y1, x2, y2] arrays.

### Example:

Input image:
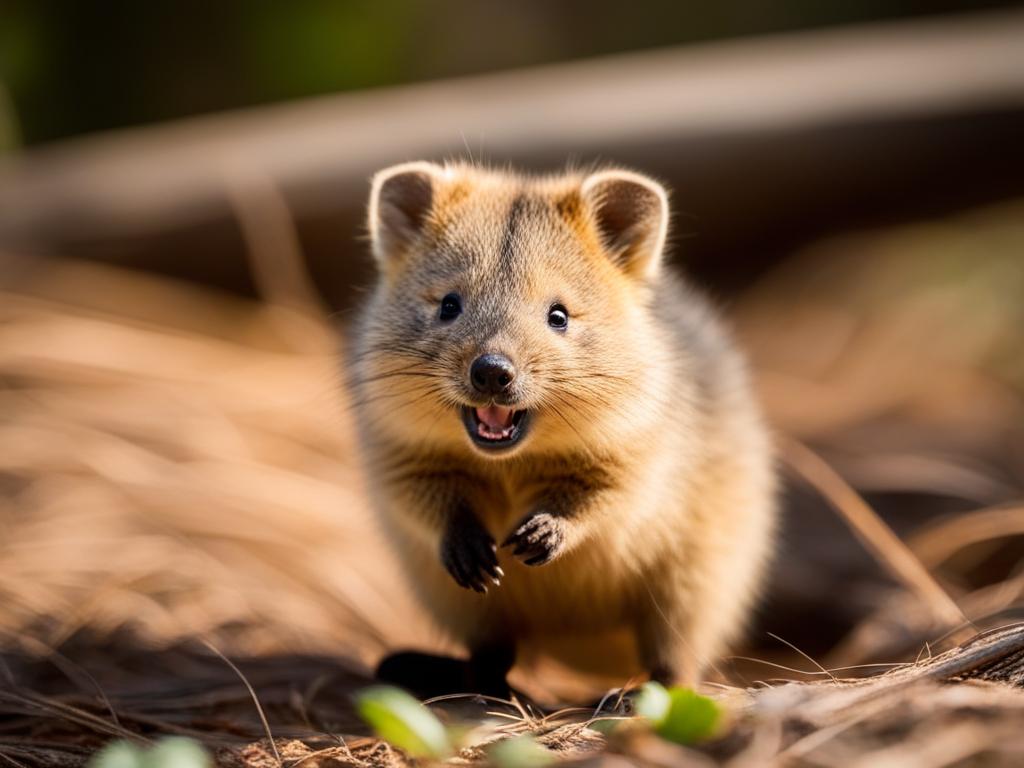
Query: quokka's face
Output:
[[355, 163, 671, 458]]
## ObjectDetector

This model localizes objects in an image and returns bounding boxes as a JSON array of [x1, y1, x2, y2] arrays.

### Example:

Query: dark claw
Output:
[[501, 511, 565, 566], [441, 510, 500, 592]]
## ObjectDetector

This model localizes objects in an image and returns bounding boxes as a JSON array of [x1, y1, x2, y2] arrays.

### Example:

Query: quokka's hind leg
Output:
[[634, 589, 701, 688], [635, 573, 754, 689], [467, 640, 516, 698], [376, 650, 474, 699], [637, 632, 699, 689], [374, 642, 515, 700]]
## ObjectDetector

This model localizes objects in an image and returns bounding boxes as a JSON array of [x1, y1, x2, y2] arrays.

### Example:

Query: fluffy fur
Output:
[[350, 161, 775, 690]]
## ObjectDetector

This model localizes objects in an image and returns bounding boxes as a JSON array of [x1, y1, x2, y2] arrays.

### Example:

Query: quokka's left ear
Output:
[[580, 169, 669, 281]]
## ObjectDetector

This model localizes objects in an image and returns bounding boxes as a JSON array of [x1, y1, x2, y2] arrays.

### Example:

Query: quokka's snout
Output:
[[468, 353, 516, 397]]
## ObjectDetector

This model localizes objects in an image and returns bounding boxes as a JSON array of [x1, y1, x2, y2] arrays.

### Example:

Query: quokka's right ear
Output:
[[368, 161, 443, 273]]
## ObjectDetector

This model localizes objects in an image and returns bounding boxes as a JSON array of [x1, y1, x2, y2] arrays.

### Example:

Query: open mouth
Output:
[[461, 405, 530, 452]]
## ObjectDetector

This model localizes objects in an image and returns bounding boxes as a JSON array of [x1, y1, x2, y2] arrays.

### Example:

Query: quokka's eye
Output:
[[548, 304, 569, 330], [439, 293, 462, 322]]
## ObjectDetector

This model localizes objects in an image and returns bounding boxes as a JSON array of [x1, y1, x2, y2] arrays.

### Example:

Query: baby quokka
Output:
[[351, 161, 775, 694]]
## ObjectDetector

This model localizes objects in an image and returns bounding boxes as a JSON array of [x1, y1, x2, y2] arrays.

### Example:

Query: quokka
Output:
[[350, 161, 775, 694]]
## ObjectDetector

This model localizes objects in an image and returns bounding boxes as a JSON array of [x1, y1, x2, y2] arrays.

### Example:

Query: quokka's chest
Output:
[[467, 473, 538, 536], [471, 470, 618, 539]]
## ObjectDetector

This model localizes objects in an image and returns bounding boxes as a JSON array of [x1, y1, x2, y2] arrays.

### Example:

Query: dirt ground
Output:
[[2, 198, 1024, 766]]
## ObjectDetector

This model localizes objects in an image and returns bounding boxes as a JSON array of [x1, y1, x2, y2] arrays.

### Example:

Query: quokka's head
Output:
[[354, 162, 675, 459]]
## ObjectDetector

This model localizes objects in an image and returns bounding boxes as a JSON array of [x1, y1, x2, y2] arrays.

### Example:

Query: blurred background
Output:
[[1, 0, 1024, 761]]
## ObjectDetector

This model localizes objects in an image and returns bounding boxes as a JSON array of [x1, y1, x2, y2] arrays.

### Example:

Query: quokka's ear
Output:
[[581, 169, 669, 281], [368, 161, 443, 272]]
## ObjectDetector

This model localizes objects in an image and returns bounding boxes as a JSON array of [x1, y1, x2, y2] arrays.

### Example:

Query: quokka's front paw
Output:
[[440, 514, 503, 593], [501, 511, 567, 566]]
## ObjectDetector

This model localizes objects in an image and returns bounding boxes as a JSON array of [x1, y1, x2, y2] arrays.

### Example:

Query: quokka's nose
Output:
[[470, 354, 516, 395]]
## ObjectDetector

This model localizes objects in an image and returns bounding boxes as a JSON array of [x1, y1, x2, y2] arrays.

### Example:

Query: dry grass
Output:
[[1, 193, 1023, 766]]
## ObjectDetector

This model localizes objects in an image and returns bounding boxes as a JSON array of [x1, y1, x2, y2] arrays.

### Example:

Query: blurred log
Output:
[[0, 10, 1023, 306]]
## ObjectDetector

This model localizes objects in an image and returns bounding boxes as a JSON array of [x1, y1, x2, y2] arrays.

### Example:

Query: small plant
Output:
[[355, 685, 453, 759], [353, 681, 721, 761], [634, 681, 722, 745], [89, 737, 210, 768], [486, 735, 553, 768]]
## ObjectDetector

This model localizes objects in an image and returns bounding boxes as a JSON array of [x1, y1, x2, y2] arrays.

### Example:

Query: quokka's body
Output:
[[350, 162, 775, 692]]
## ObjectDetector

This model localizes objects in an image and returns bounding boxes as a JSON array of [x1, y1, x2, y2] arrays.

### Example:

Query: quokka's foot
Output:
[[441, 515, 503, 592], [502, 511, 566, 566]]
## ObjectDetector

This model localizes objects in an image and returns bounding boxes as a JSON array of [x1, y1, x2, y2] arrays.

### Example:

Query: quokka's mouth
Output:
[[461, 405, 530, 452]]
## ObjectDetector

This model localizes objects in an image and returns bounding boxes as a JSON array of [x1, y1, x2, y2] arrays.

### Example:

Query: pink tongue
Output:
[[476, 406, 513, 432]]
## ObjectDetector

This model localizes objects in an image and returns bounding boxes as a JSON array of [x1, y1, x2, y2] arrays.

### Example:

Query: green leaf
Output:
[[486, 735, 553, 768], [355, 685, 452, 758], [89, 738, 210, 768], [89, 742, 146, 768], [587, 717, 625, 736], [654, 687, 722, 745], [146, 738, 211, 768], [634, 681, 672, 723]]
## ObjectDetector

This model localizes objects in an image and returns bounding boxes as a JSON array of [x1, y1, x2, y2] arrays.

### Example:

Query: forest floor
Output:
[[2, 199, 1023, 766]]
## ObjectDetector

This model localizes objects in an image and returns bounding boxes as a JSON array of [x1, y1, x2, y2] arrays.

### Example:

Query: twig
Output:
[[766, 633, 838, 683], [222, 166, 329, 320], [15, 636, 122, 729], [909, 503, 1024, 568], [781, 437, 968, 630], [201, 639, 281, 767], [0, 750, 31, 768]]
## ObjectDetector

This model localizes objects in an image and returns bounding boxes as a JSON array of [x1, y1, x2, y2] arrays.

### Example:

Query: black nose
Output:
[[470, 354, 516, 395]]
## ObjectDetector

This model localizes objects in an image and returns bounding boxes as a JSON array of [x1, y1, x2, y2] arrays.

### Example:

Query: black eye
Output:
[[439, 293, 462, 322], [548, 304, 569, 330]]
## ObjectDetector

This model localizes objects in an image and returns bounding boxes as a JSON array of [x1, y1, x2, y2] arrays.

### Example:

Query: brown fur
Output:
[[350, 161, 776, 688]]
